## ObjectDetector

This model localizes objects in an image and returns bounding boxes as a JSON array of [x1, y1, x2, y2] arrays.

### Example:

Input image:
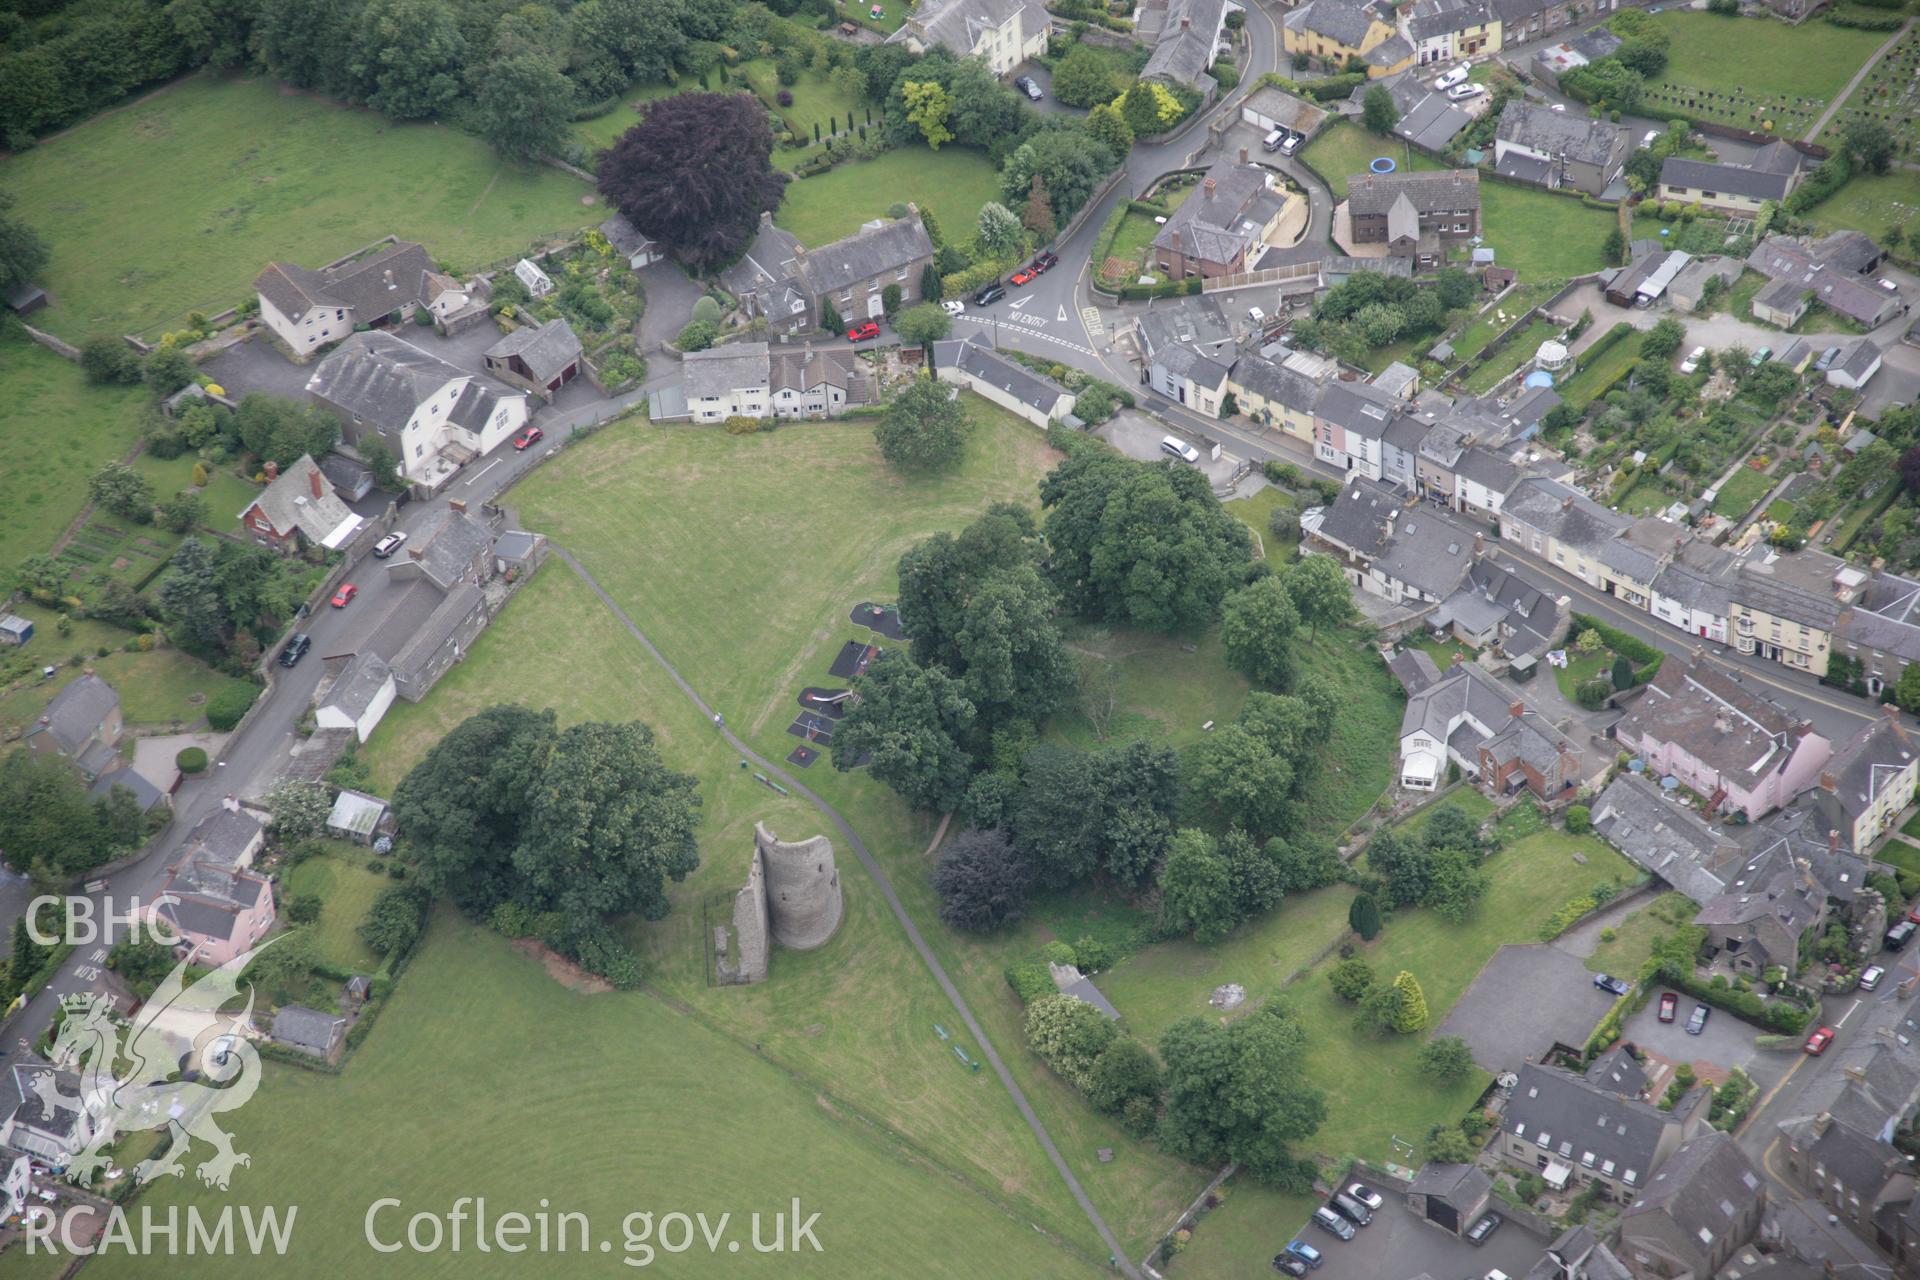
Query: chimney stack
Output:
[[223, 794, 239, 813], [1562, 495, 1574, 511], [1819, 771, 1838, 793], [309, 467, 323, 500], [1884, 702, 1901, 720], [1473, 531, 1485, 556], [449, 498, 467, 514], [1713, 711, 1730, 736], [1510, 700, 1526, 720], [1240, 146, 1249, 165], [1181, 15, 1190, 26], [408, 546, 424, 560], [1204, 177, 1217, 199], [1829, 828, 1841, 854], [264, 460, 279, 482], [383, 269, 395, 289], [1812, 1111, 1833, 1137]]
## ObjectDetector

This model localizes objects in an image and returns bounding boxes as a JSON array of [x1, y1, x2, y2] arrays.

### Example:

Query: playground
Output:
[[787, 618, 891, 766]]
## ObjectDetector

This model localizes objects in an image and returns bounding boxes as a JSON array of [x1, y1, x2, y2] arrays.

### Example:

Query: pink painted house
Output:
[[1614, 654, 1831, 824], [148, 800, 276, 966]]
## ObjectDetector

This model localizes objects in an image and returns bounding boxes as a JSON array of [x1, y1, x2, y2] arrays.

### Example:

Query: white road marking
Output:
[[1082, 307, 1106, 338], [1009, 294, 1034, 310], [464, 459, 500, 485], [1057, 304, 1068, 321], [1834, 998, 1862, 1028]]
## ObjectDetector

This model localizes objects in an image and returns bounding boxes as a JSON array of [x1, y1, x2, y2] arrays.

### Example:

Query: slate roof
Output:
[[180, 805, 263, 870], [1744, 802, 1871, 904], [1616, 654, 1815, 794], [1228, 351, 1321, 413], [1142, 0, 1227, 86], [1662, 157, 1794, 203], [1455, 445, 1522, 495], [1388, 648, 1443, 695], [156, 861, 271, 942], [406, 509, 495, 590], [1400, 658, 1572, 778], [1316, 379, 1400, 438], [1394, 92, 1473, 152], [272, 1005, 347, 1056], [1495, 151, 1555, 187], [1240, 85, 1329, 135], [1732, 549, 1847, 631], [242, 454, 363, 549], [485, 318, 581, 384], [1586, 1044, 1650, 1099], [1363, 32, 1413, 67], [887, 0, 1038, 56], [322, 652, 393, 721], [254, 240, 441, 322], [935, 338, 1068, 415], [1313, 478, 1478, 599], [1438, 556, 1558, 656], [1839, 571, 1920, 663], [306, 331, 473, 435], [1139, 293, 1235, 356], [390, 582, 485, 686], [1408, 1160, 1492, 1203], [1407, 0, 1492, 39], [91, 765, 166, 813], [1750, 140, 1806, 177], [1777, 1032, 1920, 1202], [598, 213, 658, 259], [1831, 336, 1882, 382], [1285, 0, 1377, 47], [1505, 1062, 1701, 1190], [1152, 159, 1286, 266], [1621, 1131, 1765, 1255], [795, 215, 933, 296], [770, 346, 870, 403], [1502, 475, 1633, 552], [1348, 169, 1480, 220], [1498, 102, 1628, 168], [0, 1063, 88, 1149], [683, 342, 772, 400], [29, 673, 119, 756], [718, 215, 809, 316]]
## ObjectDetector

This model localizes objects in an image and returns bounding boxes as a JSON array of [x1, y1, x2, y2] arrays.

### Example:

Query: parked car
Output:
[[372, 531, 408, 559], [1279, 132, 1303, 156], [1594, 973, 1631, 996], [846, 321, 880, 342], [1263, 128, 1288, 152], [1680, 346, 1706, 374], [1283, 1240, 1323, 1270], [1815, 345, 1842, 373], [1010, 267, 1037, 286], [1310, 1207, 1355, 1241], [1272, 1255, 1310, 1277], [1447, 82, 1487, 101], [1465, 1212, 1502, 1245], [1805, 1026, 1836, 1055], [1033, 251, 1059, 272], [1014, 75, 1043, 101], [973, 281, 1006, 306], [1750, 346, 1772, 366], [1434, 66, 1469, 90], [1248, 305, 1267, 327], [1887, 919, 1917, 951], [1686, 1003, 1710, 1035], [1908, 900, 1920, 924], [1642, 129, 1660, 147], [1880, 277, 1900, 292], [1344, 1183, 1383, 1211], [1329, 1193, 1372, 1227], [1658, 991, 1678, 1022], [1861, 964, 1887, 990], [279, 633, 312, 668], [513, 425, 544, 451], [329, 583, 357, 609], [1161, 435, 1202, 464]]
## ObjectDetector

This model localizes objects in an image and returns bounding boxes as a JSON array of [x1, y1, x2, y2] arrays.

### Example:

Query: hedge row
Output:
[[1538, 894, 1600, 942], [1118, 277, 1205, 301], [1662, 968, 1813, 1034], [1827, 7, 1905, 28], [1569, 613, 1664, 671]]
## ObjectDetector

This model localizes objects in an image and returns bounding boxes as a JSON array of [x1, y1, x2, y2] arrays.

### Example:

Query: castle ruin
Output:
[[714, 822, 844, 985]]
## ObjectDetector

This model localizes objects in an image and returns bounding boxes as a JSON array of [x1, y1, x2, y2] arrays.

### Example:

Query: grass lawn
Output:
[[1553, 647, 1609, 703], [2, 76, 600, 341], [1799, 167, 1920, 243], [1450, 282, 1559, 363], [1582, 892, 1699, 977], [0, 332, 151, 573], [775, 148, 1005, 249], [740, 60, 867, 163], [1640, 12, 1885, 132], [1100, 184, 1195, 285], [569, 78, 692, 157], [1883, 836, 1920, 873], [1711, 466, 1775, 520], [0, 605, 257, 737], [1475, 182, 1615, 283], [1613, 471, 1685, 517], [1558, 325, 1644, 411], [134, 452, 262, 537], [284, 850, 391, 973], [1303, 121, 1444, 200], [1225, 487, 1299, 570], [85, 914, 1102, 1280], [1050, 625, 1252, 751], [1463, 317, 1558, 394]]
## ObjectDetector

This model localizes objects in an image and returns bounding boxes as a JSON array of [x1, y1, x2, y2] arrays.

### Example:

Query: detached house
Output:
[[1500, 1061, 1710, 1205], [0, 1064, 97, 1165], [1398, 660, 1582, 797], [720, 211, 935, 335], [1797, 709, 1919, 854], [24, 672, 123, 781], [305, 331, 528, 490], [1493, 102, 1631, 197], [934, 337, 1075, 428], [254, 240, 471, 358], [151, 800, 272, 966], [1142, 0, 1234, 94], [237, 454, 364, 552], [1659, 153, 1800, 215], [885, 0, 1047, 76], [1283, 0, 1416, 76], [1151, 159, 1292, 279], [1346, 170, 1481, 269]]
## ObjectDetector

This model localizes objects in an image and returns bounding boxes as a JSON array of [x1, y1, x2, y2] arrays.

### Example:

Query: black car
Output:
[[1593, 973, 1631, 996], [1465, 1211, 1503, 1245], [1271, 1256, 1310, 1277], [973, 281, 1006, 306], [278, 633, 312, 668], [1309, 1206, 1354, 1241], [1686, 1003, 1710, 1035], [1328, 1193, 1372, 1227], [1013, 74, 1043, 101], [1888, 920, 1918, 952]]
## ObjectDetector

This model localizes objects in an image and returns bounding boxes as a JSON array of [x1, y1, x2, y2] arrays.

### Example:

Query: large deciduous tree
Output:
[[1157, 1004, 1326, 1188], [472, 51, 576, 162], [0, 191, 50, 299], [1219, 575, 1301, 688], [1013, 741, 1179, 888], [349, 0, 468, 120], [875, 376, 972, 472], [832, 651, 977, 812], [932, 827, 1031, 932], [1283, 555, 1356, 639], [597, 92, 788, 272], [0, 750, 128, 887]]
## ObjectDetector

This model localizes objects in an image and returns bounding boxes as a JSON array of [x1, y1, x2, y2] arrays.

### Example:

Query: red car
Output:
[[1009, 267, 1037, 286], [1805, 1026, 1836, 1055], [329, 583, 357, 609], [846, 322, 880, 342], [1657, 992, 1678, 1022], [1033, 251, 1059, 273], [513, 426, 544, 451], [1908, 900, 1920, 924]]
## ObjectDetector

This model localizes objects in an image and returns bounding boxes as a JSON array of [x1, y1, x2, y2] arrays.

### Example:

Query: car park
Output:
[[1434, 66, 1469, 90], [1680, 346, 1706, 374], [1161, 435, 1202, 464], [279, 633, 312, 668], [1658, 991, 1678, 1021], [1010, 267, 1037, 286], [513, 425, 544, 451], [846, 322, 880, 342], [1310, 1207, 1355, 1241], [330, 583, 357, 608], [1329, 1193, 1372, 1227], [1861, 964, 1886, 990], [1686, 1003, 1710, 1034], [941, 299, 965, 317], [372, 531, 408, 559], [1447, 82, 1487, 101], [1344, 1183, 1382, 1210], [1805, 1026, 1836, 1055], [1465, 1212, 1502, 1245], [1272, 1255, 1310, 1277], [973, 281, 1005, 306], [1887, 920, 1917, 951], [1283, 1240, 1323, 1270], [1014, 75, 1043, 101], [1594, 973, 1631, 996]]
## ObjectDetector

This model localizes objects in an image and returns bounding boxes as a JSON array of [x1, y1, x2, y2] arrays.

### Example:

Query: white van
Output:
[[1433, 65, 1469, 91], [1248, 306, 1267, 327], [1262, 128, 1287, 153], [1161, 436, 1201, 464]]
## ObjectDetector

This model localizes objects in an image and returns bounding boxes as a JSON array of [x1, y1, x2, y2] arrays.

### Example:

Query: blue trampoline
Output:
[[1369, 157, 1396, 174]]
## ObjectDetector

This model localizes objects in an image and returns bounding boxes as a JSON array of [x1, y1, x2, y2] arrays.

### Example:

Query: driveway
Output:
[[1437, 943, 1622, 1070], [1095, 408, 1246, 488], [1009, 61, 1084, 116], [1296, 1194, 1548, 1280], [202, 332, 314, 400], [1620, 985, 1793, 1094], [636, 260, 705, 354]]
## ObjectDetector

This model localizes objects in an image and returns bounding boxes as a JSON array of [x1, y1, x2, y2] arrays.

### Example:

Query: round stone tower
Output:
[[754, 821, 843, 951]]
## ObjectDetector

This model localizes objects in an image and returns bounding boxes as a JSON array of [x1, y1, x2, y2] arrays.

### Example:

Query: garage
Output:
[[1239, 84, 1330, 141], [1407, 1162, 1492, 1236]]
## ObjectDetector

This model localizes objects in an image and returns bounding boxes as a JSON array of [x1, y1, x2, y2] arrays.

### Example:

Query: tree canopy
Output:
[[875, 376, 973, 472], [832, 651, 978, 812], [1156, 1003, 1326, 1188]]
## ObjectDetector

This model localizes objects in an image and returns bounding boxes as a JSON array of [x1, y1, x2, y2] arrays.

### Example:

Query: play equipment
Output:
[[1369, 157, 1396, 174]]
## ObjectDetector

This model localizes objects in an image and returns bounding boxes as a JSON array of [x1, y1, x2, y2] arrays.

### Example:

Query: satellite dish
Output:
[[1497, 1072, 1519, 1089]]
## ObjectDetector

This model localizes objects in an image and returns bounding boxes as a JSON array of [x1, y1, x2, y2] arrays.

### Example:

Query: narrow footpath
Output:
[[1804, 18, 1914, 141], [552, 548, 1139, 1278]]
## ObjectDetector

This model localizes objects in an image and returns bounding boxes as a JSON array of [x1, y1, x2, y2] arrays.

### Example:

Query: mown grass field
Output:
[[1476, 182, 1615, 283], [1799, 167, 1920, 242], [774, 148, 1005, 248], [1643, 11, 1885, 131], [1303, 121, 1443, 200], [2, 76, 599, 340], [0, 332, 151, 572], [84, 915, 1103, 1280]]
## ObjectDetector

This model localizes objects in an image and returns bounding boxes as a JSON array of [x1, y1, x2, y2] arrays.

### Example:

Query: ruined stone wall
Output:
[[715, 847, 770, 986], [756, 822, 843, 951]]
